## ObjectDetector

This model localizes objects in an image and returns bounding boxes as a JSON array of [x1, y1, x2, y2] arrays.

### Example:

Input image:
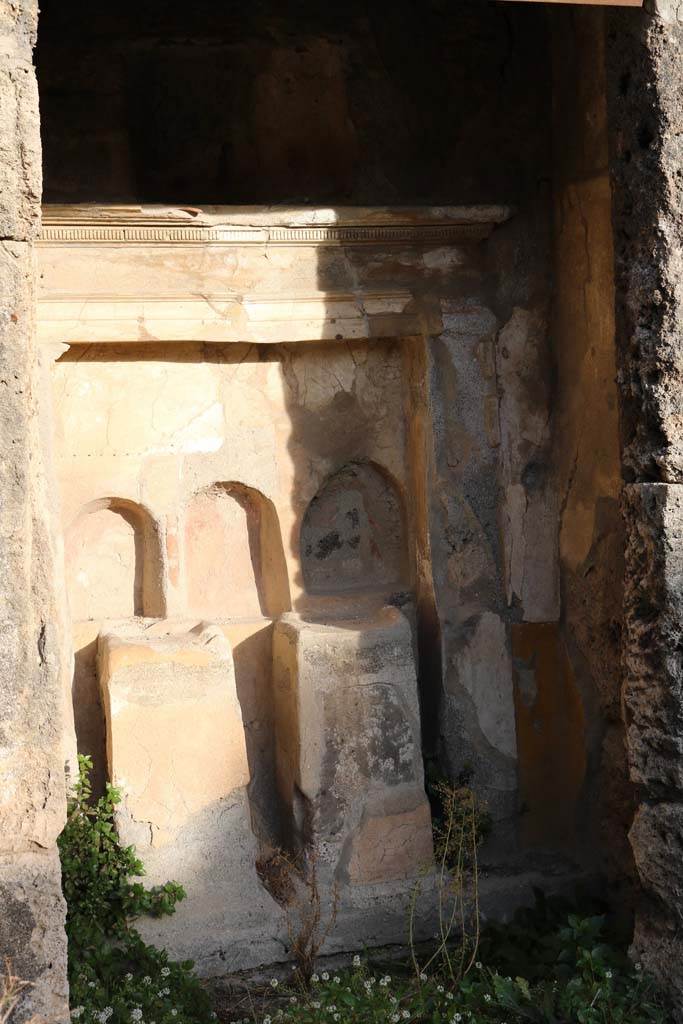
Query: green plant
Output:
[[239, 772, 668, 1024], [242, 918, 667, 1024], [58, 755, 215, 1024]]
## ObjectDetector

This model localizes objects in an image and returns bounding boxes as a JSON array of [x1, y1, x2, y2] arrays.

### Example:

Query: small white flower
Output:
[[605, 971, 613, 979], [143, 976, 151, 985], [452, 1015, 462, 1023], [446, 993, 453, 1001], [131, 1010, 143, 1022], [352, 955, 361, 967], [401, 1011, 410, 1020], [333, 976, 341, 984], [125, 973, 133, 981], [322, 972, 330, 981], [391, 1016, 400, 1023], [379, 978, 388, 988], [419, 973, 427, 982], [333, 1015, 340, 1021], [157, 992, 165, 999], [484, 994, 491, 1003], [264, 1016, 272, 1024], [327, 1005, 336, 1013], [270, 978, 279, 989], [70, 1011, 84, 1021], [171, 1012, 178, 1018], [475, 962, 482, 970], [163, 988, 170, 996], [289, 996, 297, 1004], [437, 985, 444, 993], [312, 1002, 321, 1010], [88, 982, 96, 989], [161, 967, 171, 977], [635, 963, 642, 972], [311, 974, 319, 983]]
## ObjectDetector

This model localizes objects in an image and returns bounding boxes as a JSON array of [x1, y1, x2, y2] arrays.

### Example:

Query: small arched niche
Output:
[[185, 483, 290, 619], [66, 498, 164, 620], [301, 461, 407, 596]]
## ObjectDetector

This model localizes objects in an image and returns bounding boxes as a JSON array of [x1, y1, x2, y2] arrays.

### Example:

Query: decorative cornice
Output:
[[39, 205, 512, 247], [40, 223, 494, 245]]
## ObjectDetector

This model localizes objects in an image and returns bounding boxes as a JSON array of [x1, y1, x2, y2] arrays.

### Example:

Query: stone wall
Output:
[[606, 0, 683, 1008], [0, 0, 71, 1020]]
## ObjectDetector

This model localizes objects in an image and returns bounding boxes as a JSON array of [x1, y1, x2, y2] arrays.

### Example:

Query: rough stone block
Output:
[[607, 10, 683, 481], [630, 801, 683, 1007], [0, 63, 40, 240], [622, 483, 683, 792], [622, 483, 683, 1014], [0, 240, 70, 851], [0, 1, 37, 61], [0, 850, 69, 1024], [273, 608, 432, 880], [98, 623, 281, 974]]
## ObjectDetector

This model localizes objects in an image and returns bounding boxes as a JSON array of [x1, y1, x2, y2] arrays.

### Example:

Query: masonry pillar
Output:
[[606, 0, 683, 1009], [0, 1, 71, 1019]]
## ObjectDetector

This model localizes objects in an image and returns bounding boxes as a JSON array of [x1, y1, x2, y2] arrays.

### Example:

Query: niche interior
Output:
[[40, 204, 507, 971]]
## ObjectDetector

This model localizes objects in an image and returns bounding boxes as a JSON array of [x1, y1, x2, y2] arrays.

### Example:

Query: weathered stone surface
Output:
[[496, 305, 558, 623], [347, 799, 433, 885], [0, 4, 70, 1013], [426, 304, 520, 835], [629, 801, 683, 1006], [607, 5, 683, 483], [273, 608, 434, 946], [621, 483, 683, 1003], [622, 484, 683, 793], [0, 61, 41, 241], [0, 851, 68, 1023], [98, 623, 282, 974], [0, 0, 37, 59]]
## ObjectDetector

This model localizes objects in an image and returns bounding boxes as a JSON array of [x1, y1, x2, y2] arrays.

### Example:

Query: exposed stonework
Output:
[[607, 0, 683, 1008], [621, 482, 683, 1000], [273, 608, 435, 948], [0, 1, 71, 1019], [607, 4, 683, 483]]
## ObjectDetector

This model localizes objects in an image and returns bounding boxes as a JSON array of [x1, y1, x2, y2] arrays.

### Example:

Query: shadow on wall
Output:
[[185, 483, 290, 619], [66, 497, 166, 796], [300, 460, 408, 599], [66, 497, 165, 619]]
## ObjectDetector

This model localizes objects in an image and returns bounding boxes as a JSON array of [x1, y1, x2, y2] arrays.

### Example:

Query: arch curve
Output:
[[301, 460, 408, 596], [184, 482, 290, 619], [66, 497, 165, 620]]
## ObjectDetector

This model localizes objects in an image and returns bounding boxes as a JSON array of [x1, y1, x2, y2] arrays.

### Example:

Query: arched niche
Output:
[[66, 498, 164, 620], [184, 483, 290, 619], [301, 461, 408, 596]]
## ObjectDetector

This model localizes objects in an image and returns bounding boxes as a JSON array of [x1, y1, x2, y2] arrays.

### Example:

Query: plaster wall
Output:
[[550, 9, 630, 881]]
